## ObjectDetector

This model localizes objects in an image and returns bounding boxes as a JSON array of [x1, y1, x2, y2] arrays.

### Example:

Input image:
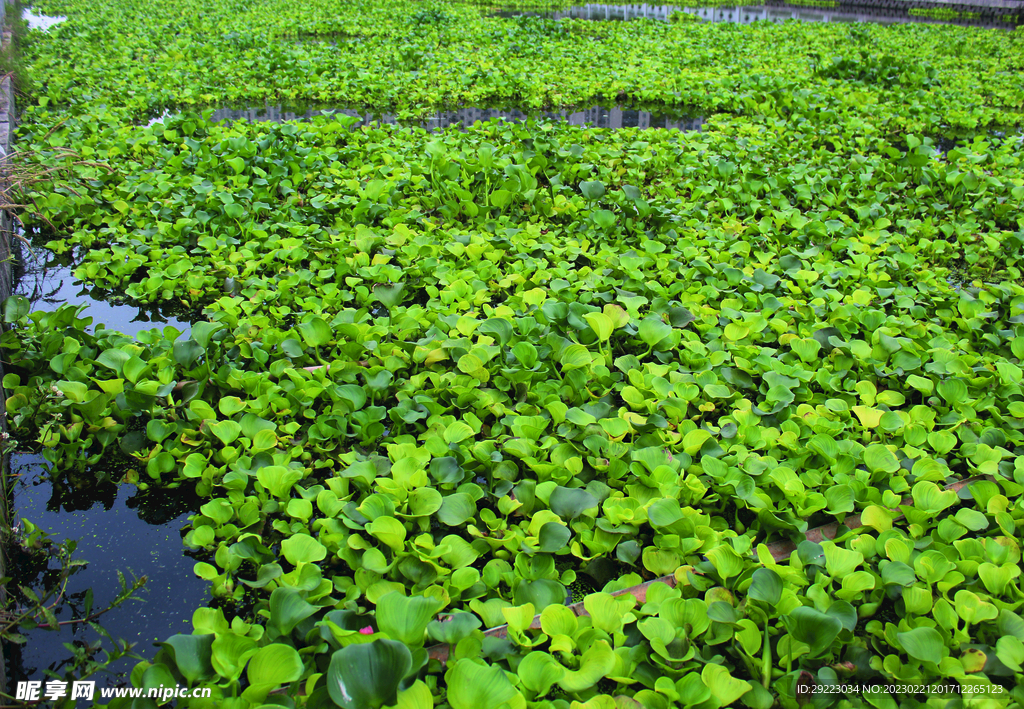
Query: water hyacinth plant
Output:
[[2, 0, 1024, 706]]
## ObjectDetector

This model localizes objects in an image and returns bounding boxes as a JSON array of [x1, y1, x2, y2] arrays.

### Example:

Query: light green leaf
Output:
[[280, 534, 327, 565], [517, 652, 565, 696], [376, 592, 441, 647], [447, 658, 522, 709], [896, 627, 944, 665], [701, 664, 752, 706], [246, 643, 303, 687], [208, 420, 242, 445]]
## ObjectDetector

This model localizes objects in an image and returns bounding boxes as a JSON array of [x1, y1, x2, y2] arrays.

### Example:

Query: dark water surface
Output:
[[14, 235, 194, 337], [5, 454, 207, 692]]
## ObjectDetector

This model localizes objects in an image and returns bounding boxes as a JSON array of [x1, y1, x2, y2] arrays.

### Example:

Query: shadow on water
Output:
[[4, 453, 208, 692], [200, 103, 706, 130], [13, 228, 197, 338], [490, 2, 1021, 28]]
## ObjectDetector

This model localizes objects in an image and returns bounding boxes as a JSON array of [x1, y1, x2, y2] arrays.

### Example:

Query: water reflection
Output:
[[22, 8, 67, 31], [5, 453, 207, 688], [496, 1, 1020, 28], [206, 104, 705, 131], [14, 231, 195, 337]]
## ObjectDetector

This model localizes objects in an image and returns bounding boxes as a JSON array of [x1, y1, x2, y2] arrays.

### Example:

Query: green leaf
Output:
[[538, 522, 571, 552], [937, 378, 968, 405], [161, 634, 214, 684], [927, 430, 957, 455], [584, 312, 615, 342], [447, 659, 522, 709], [191, 321, 223, 348], [298, 316, 332, 348], [557, 640, 615, 692], [579, 180, 606, 201], [437, 493, 476, 526], [146, 419, 175, 444], [592, 209, 616, 230], [677, 673, 712, 704], [517, 652, 565, 696], [995, 636, 1024, 672], [328, 639, 412, 709], [467, 318, 506, 346], [515, 579, 566, 609], [212, 633, 257, 682], [256, 465, 304, 499], [978, 562, 1016, 595], [706, 545, 745, 579], [824, 484, 855, 514], [748, 568, 782, 605], [548, 486, 598, 519], [280, 338, 305, 358], [559, 344, 592, 370], [444, 421, 475, 444], [783, 606, 842, 658], [218, 397, 247, 416], [906, 374, 934, 395], [701, 664, 752, 706], [822, 541, 864, 577], [863, 444, 899, 474], [512, 341, 538, 368], [489, 189, 514, 209], [583, 593, 626, 634], [912, 481, 959, 514], [376, 592, 440, 647], [251, 428, 278, 452], [97, 349, 131, 375], [3, 294, 31, 322], [208, 420, 242, 445], [790, 337, 821, 362], [638, 318, 672, 347], [502, 603, 536, 633], [540, 605, 578, 637], [427, 612, 481, 645], [241, 413, 277, 439], [395, 681, 433, 709], [808, 434, 839, 461], [246, 643, 303, 687], [280, 534, 327, 565], [367, 516, 407, 553], [896, 627, 943, 665], [269, 586, 319, 636], [683, 429, 713, 455]]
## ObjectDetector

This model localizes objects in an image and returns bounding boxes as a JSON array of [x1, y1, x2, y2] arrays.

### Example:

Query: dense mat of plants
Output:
[[5, 0, 1024, 707], [17, 0, 1024, 129]]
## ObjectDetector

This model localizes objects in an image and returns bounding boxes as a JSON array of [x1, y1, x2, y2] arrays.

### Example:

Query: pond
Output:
[[4, 453, 207, 694]]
